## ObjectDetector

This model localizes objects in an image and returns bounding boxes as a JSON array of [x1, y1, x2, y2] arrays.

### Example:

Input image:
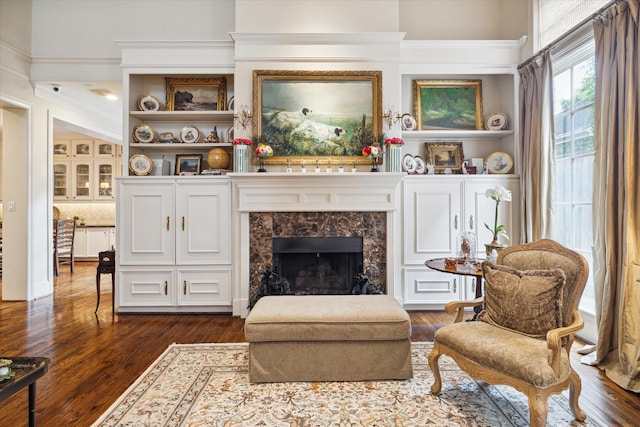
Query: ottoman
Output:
[[244, 295, 413, 382]]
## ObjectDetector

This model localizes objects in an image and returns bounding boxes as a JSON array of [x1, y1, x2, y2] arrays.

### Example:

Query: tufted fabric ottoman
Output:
[[244, 295, 413, 382]]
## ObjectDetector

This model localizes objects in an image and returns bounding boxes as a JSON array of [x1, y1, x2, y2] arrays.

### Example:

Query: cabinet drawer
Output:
[[176, 268, 232, 306], [118, 269, 175, 307], [403, 267, 462, 306]]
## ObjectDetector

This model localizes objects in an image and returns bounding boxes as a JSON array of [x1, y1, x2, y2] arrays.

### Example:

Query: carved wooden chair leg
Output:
[[527, 393, 549, 427], [428, 345, 443, 394], [569, 369, 586, 420]]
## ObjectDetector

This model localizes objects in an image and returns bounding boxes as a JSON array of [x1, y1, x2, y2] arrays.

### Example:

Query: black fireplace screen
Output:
[[272, 237, 363, 295]]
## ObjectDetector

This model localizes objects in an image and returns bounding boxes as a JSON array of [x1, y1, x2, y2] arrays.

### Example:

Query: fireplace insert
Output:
[[272, 237, 363, 295]]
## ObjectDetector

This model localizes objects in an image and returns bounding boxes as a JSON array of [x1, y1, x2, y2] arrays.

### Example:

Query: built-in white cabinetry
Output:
[[116, 177, 232, 312], [124, 73, 235, 176], [399, 40, 522, 173], [402, 175, 520, 308], [53, 140, 120, 201], [74, 227, 116, 260]]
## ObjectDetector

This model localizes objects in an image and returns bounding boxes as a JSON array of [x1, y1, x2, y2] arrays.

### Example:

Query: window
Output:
[[551, 40, 596, 315], [538, 0, 610, 48]]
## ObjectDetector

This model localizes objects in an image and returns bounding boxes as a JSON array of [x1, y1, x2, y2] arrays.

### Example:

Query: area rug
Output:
[[92, 342, 601, 427]]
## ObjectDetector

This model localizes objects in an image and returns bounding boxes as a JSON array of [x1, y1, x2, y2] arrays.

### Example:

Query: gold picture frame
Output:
[[165, 77, 226, 111], [175, 154, 202, 175], [413, 80, 483, 130], [252, 70, 383, 165], [425, 142, 465, 173]]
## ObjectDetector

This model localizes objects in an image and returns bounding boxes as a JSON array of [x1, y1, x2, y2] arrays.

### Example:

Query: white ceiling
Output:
[[38, 81, 123, 142]]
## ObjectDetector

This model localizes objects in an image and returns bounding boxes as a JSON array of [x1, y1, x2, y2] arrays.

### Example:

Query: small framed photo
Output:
[[175, 154, 202, 175], [413, 80, 483, 130], [165, 77, 226, 111], [425, 142, 465, 173]]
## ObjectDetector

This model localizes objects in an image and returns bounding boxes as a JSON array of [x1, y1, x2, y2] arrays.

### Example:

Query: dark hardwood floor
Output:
[[0, 262, 638, 426]]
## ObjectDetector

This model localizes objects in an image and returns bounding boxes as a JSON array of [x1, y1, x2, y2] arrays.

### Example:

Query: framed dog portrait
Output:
[[252, 69, 382, 165]]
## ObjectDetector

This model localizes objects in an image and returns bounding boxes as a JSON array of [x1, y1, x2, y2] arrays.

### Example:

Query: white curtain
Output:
[[518, 50, 555, 243], [592, 0, 640, 392]]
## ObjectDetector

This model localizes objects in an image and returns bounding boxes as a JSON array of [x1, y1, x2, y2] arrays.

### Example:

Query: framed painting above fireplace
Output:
[[252, 70, 383, 166]]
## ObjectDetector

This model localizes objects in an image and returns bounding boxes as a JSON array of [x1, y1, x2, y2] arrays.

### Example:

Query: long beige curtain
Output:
[[592, 0, 640, 392], [518, 51, 554, 243]]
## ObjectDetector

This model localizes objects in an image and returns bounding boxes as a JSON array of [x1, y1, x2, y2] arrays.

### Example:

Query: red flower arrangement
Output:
[[362, 145, 383, 158], [232, 138, 253, 145], [384, 137, 404, 146]]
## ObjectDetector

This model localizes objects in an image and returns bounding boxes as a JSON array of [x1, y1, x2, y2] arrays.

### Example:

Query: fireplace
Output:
[[272, 237, 363, 295], [248, 211, 387, 304], [232, 173, 404, 317]]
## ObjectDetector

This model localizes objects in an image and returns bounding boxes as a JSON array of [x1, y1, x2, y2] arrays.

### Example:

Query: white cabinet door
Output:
[[176, 268, 232, 306], [71, 160, 93, 200], [73, 229, 87, 258], [94, 160, 117, 200], [463, 177, 521, 256], [175, 180, 231, 264], [118, 179, 175, 265], [403, 177, 462, 264], [86, 228, 112, 258], [53, 161, 71, 200]]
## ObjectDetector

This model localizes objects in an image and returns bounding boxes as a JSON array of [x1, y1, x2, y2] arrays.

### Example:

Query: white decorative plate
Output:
[[414, 156, 426, 174], [486, 151, 513, 174], [129, 154, 153, 176], [485, 112, 508, 131], [180, 125, 200, 143], [137, 95, 161, 111], [132, 123, 156, 143], [403, 154, 416, 173], [401, 113, 417, 131]]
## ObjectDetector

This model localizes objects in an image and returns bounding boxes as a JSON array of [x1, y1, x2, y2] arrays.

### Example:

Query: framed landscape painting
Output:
[[413, 80, 483, 130], [252, 70, 382, 165], [425, 141, 465, 173], [166, 77, 226, 111]]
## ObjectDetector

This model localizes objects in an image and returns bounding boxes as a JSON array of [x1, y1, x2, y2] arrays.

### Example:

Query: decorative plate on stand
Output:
[[403, 154, 417, 173], [129, 154, 153, 176], [485, 151, 513, 174], [137, 95, 161, 111], [485, 113, 508, 131], [414, 156, 427, 174]]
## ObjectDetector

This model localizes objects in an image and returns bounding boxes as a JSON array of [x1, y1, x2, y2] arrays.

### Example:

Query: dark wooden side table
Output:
[[0, 357, 49, 427], [425, 258, 485, 318]]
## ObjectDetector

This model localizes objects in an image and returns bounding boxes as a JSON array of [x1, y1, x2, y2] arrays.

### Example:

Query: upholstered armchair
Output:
[[428, 239, 589, 427]]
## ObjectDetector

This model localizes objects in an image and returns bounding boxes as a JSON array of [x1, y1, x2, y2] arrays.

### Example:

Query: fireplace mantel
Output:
[[231, 172, 404, 317], [230, 172, 405, 213]]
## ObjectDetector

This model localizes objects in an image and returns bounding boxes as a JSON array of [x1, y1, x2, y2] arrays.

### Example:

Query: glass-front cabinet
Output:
[[95, 160, 116, 199], [53, 162, 70, 199], [53, 140, 121, 201], [72, 161, 93, 200]]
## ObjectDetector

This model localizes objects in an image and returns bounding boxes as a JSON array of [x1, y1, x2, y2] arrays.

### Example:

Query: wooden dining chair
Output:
[[53, 219, 76, 276]]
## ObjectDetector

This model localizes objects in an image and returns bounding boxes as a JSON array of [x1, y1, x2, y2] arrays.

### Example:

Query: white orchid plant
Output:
[[484, 185, 512, 242]]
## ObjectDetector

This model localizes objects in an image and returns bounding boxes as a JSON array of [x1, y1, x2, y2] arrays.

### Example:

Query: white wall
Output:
[[236, 0, 399, 32], [31, 0, 236, 59], [0, 0, 32, 55]]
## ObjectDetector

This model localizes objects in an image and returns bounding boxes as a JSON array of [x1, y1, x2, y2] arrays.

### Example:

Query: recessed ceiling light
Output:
[[105, 93, 119, 101]]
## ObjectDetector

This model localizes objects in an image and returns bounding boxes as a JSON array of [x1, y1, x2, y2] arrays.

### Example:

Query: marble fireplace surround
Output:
[[231, 173, 404, 317]]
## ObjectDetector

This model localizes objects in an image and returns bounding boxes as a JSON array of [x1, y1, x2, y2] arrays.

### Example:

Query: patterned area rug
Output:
[[92, 342, 601, 427]]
